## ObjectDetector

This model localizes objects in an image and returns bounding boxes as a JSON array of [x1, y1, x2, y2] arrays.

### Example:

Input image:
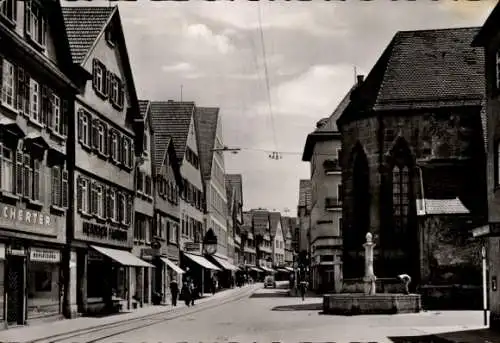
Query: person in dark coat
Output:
[[181, 281, 191, 307], [170, 279, 179, 306]]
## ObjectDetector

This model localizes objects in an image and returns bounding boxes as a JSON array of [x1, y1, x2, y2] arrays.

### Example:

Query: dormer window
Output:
[[0, 0, 16, 23], [25, 1, 47, 49]]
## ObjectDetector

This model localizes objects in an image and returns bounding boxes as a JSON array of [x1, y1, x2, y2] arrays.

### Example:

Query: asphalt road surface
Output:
[[50, 285, 486, 343]]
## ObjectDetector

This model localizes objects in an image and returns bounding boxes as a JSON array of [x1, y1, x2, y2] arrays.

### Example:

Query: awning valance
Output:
[[260, 266, 275, 272], [91, 245, 154, 268], [160, 257, 185, 274], [285, 267, 294, 272], [277, 268, 289, 273], [212, 256, 238, 271], [184, 253, 221, 271], [250, 267, 262, 272]]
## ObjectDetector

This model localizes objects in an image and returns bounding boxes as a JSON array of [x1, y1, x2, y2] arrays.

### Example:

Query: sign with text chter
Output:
[[0, 203, 57, 236]]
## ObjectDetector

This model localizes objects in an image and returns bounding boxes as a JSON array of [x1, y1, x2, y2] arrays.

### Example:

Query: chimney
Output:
[[357, 75, 364, 86]]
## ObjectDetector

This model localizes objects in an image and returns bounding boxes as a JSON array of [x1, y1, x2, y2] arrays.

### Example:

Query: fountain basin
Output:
[[322, 293, 421, 315]]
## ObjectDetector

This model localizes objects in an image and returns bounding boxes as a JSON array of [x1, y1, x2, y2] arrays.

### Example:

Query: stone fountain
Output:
[[322, 232, 421, 315]]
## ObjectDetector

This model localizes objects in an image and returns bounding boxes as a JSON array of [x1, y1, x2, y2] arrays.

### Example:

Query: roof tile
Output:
[[149, 101, 196, 162], [422, 198, 470, 216], [61, 7, 116, 64], [251, 210, 269, 234], [194, 107, 219, 180]]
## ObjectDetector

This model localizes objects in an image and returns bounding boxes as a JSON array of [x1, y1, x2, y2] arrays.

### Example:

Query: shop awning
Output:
[[277, 268, 289, 273], [160, 257, 185, 274], [91, 245, 154, 268], [184, 253, 221, 271], [285, 267, 294, 272], [250, 267, 262, 272], [260, 266, 275, 273], [212, 256, 238, 271]]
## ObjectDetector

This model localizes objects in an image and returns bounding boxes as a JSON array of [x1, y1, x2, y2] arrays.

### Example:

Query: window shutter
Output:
[[91, 182, 97, 214], [77, 110, 83, 141], [117, 193, 123, 223], [24, 72, 30, 115], [62, 99, 68, 136], [51, 167, 61, 206], [128, 139, 133, 168], [15, 150, 23, 196], [41, 86, 48, 126], [104, 69, 111, 97], [91, 119, 99, 149], [126, 196, 132, 225], [119, 136, 125, 164], [105, 188, 111, 218], [103, 124, 108, 155], [92, 59, 98, 91], [109, 131, 115, 159], [16, 67, 25, 111], [47, 89, 54, 129], [62, 169, 68, 208], [33, 159, 40, 201], [118, 80, 124, 108]]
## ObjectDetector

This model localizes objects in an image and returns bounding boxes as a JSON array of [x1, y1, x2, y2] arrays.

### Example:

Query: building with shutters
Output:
[[61, 6, 152, 317], [302, 83, 353, 294], [269, 212, 285, 268], [0, 0, 82, 327], [225, 174, 243, 266]]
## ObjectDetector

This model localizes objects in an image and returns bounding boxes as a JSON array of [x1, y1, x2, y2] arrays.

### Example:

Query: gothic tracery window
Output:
[[392, 165, 410, 233]]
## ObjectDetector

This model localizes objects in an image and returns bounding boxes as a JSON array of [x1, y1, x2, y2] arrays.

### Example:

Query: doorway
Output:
[[6, 256, 25, 325]]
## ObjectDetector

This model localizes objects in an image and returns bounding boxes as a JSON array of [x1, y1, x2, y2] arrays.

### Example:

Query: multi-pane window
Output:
[[30, 79, 40, 122], [0, 0, 16, 22], [122, 137, 132, 168], [25, 1, 47, 47], [79, 178, 89, 213], [92, 59, 105, 95], [0, 147, 13, 193], [1, 59, 15, 109], [110, 131, 119, 161], [108, 189, 116, 221], [392, 165, 410, 233], [78, 110, 91, 145], [97, 185, 104, 218], [97, 122, 106, 154], [52, 94, 61, 134]]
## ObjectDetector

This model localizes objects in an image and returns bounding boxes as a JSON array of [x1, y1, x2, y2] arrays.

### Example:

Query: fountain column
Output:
[[363, 232, 377, 295]]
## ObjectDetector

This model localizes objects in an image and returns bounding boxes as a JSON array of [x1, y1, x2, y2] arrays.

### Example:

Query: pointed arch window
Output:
[[392, 165, 410, 233]]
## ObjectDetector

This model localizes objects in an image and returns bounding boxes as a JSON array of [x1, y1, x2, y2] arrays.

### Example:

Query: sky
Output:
[[63, 0, 496, 217]]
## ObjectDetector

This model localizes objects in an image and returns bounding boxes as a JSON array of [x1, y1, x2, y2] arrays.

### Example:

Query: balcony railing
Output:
[[325, 197, 342, 210]]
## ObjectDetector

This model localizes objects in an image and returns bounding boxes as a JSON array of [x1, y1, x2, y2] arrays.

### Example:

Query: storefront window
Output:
[[27, 261, 60, 319], [111, 265, 126, 299], [87, 257, 105, 298]]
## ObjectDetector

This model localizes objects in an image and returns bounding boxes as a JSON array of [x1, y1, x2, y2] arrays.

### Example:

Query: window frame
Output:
[[0, 0, 17, 24], [0, 146, 13, 194], [29, 78, 41, 124], [81, 178, 89, 214]]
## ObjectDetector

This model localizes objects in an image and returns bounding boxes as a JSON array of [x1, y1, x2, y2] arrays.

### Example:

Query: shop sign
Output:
[[141, 248, 158, 260], [88, 250, 103, 261], [7, 246, 26, 256], [0, 203, 56, 236], [30, 248, 61, 263], [82, 221, 128, 242], [184, 242, 201, 254]]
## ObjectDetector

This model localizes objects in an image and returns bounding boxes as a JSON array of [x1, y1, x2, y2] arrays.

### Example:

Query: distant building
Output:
[[280, 216, 295, 267], [338, 27, 487, 308], [297, 179, 312, 276], [225, 174, 244, 266], [269, 212, 285, 267], [302, 82, 354, 293]]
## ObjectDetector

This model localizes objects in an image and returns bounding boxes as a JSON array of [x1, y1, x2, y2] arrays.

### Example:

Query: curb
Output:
[[11, 284, 260, 343]]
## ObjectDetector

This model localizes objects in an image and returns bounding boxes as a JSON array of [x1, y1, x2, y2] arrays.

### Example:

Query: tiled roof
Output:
[[61, 7, 116, 64], [298, 179, 312, 211], [194, 107, 219, 180], [138, 100, 149, 120], [339, 27, 485, 126], [375, 27, 484, 108], [422, 198, 470, 216], [280, 216, 290, 238], [152, 133, 171, 175], [225, 174, 243, 205], [251, 209, 269, 235], [269, 212, 281, 237], [149, 101, 196, 162]]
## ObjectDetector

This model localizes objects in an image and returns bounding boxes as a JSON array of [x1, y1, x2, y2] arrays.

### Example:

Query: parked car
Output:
[[264, 275, 277, 288]]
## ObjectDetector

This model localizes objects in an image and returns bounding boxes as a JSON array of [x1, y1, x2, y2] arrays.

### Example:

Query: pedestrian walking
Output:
[[211, 276, 217, 295], [189, 280, 196, 306], [170, 279, 179, 306], [181, 281, 191, 307], [299, 280, 308, 301]]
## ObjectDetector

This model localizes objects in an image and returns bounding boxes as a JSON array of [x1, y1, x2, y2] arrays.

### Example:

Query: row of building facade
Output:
[[297, 4, 500, 316], [0, 1, 300, 328]]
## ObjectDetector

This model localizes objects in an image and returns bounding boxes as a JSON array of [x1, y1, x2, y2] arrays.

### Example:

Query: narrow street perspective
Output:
[[2, 0, 500, 342]]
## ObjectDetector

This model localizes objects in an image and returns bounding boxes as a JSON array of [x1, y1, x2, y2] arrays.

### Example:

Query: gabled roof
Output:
[[194, 107, 220, 180], [338, 27, 484, 125], [472, 2, 500, 47], [62, 6, 141, 120], [251, 209, 269, 235], [149, 101, 196, 162], [242, 212, 253, 231], [269, 212, 281, 237], [152, 133, 171, 175], [298, 179, 312, 211], [225, 174, 243, 205], [138, 100, 153, 133], [61, 6, 116, 65], [280, 216, 290, 238]]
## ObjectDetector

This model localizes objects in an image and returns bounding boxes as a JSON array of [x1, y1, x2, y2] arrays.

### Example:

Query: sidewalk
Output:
[[431, 327, 500, 342], [0, 283, 260, 343]]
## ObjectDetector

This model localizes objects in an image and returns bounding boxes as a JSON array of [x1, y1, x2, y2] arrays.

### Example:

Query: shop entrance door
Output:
[[143, 268, 150, 304], [7, 256, 25, 325]]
